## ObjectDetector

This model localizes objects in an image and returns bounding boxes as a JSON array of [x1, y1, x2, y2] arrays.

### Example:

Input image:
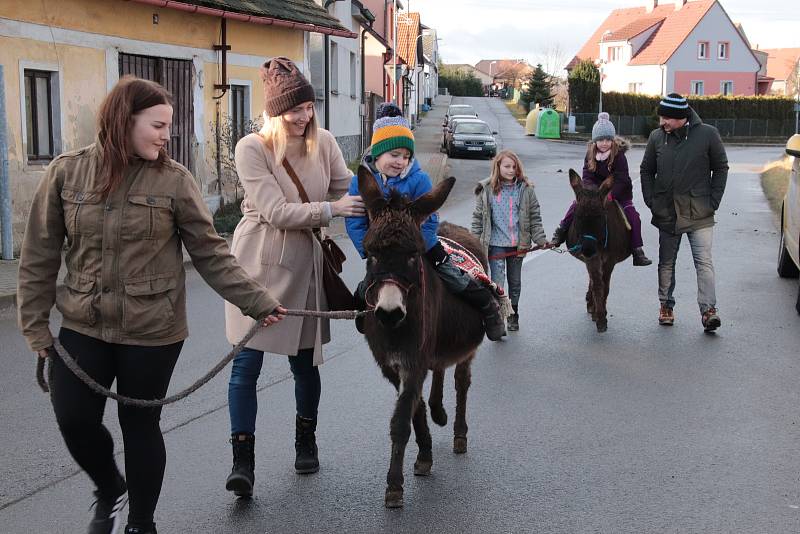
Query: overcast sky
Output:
[[411, 0, 799, 72]]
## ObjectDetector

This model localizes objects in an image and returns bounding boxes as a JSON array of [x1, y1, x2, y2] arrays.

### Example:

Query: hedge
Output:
[[600, 92, 795, 120]]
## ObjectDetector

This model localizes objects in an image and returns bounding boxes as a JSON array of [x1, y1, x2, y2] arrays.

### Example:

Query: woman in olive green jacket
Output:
[[16, 77, 283, 534]]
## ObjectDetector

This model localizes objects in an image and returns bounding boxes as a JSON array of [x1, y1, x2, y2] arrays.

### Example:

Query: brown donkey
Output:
[[357, 167, 486, 508], [565, 169, 631, 332]]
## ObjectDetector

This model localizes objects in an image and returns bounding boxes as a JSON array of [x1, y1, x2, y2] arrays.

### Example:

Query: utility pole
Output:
[[0, 65, 13, 260]]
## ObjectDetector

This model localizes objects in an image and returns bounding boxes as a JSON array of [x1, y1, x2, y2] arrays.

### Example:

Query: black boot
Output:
[[460, 279, 506, 341], [632, 247, 652, 266], [507, 305, 519, 332], [295, 415, 319, 474], [125, 523, 157, 534], [225, 433, 255, 497], [550, 225, 568, 247]]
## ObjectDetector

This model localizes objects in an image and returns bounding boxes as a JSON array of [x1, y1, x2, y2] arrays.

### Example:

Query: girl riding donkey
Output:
[[471, 150, 550, 332], [550, 113, 652, 267], [346, 103, 506, 341]]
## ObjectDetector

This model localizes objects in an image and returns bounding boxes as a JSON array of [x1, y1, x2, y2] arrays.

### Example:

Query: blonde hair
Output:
[[258, 109, 319, 164], [586, 138, 619, 173], [489, 150, 530, 194]]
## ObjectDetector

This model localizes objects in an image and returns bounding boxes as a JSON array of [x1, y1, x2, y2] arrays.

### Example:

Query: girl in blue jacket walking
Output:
[[346, 103, 506, 341]]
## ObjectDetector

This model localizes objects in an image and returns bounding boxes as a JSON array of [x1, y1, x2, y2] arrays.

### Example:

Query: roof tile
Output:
[[181, 0, 351, 33], [761, 48, 800, 82]]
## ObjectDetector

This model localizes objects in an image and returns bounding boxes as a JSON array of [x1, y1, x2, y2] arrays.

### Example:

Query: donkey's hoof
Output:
[[384, 488, 404, 508], [414, 459, 433, 476], [430, 405, 448, 427], [596, 321, 608, 333], [453, 436, 468, 454]]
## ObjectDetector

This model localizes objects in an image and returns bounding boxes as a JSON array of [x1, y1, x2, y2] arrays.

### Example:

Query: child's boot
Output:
[[507, 305, 519, 332], [632, 247, 652, 266], [460, 279, 506, 341], [550, 225, 568, 247]]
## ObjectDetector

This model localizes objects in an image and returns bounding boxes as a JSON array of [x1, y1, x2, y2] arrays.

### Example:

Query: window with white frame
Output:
[[24, 69, 58, 162], [229, 83, 251, 144], [717, 41, 729, 60], [720, 80, 733, 96], [349, 51, 357, 97], [330, 41, 339, 94], [608, 46, 623, 62], [628, 82, 643, 93], [698, 41, 709, 60], [691, 80, 704, 95]]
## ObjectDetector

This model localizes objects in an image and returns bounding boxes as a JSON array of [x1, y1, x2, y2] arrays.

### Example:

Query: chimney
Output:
[[646, 0, 658, 13], [674, 0, 687, 10]]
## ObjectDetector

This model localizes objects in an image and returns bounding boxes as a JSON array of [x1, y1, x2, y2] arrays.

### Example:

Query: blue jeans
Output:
[[228, 347, 320, 435], [488, 246, 523, 308], [657, 226, 716, 313]]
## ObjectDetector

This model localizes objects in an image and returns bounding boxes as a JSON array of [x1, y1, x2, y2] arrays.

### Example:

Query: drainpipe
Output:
[[0, 65, 13, 259], [361, 28, 367, 152], [323, 0, 344, 130]]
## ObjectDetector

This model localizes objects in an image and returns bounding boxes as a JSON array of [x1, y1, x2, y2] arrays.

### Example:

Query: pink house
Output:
[[360, 0, 404, 110], [567, 0, 761, 96]]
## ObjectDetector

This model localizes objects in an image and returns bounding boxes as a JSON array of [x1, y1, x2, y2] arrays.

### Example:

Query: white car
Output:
[[777, 133, 800, 313]]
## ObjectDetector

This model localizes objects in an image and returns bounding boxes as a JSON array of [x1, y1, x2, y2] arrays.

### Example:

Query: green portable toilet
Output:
[[525, 104, 541, 136], [536, 108, 560, 139]]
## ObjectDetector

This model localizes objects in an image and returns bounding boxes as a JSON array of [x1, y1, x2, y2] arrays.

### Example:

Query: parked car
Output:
[[443, 104, 477, 127], [778, 133, 800, 314], [441, 115, 481, 150], [446, 119, 497, 159]]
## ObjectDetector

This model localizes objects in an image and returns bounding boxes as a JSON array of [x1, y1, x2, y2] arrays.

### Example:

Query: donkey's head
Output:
[[358, 166, 455, 329], [569, 168, 613, 258]]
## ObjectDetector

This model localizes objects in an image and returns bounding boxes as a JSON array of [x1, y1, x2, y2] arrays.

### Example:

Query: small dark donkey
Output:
[[357, 167, 486, 508], [565, 169, 631, 332]]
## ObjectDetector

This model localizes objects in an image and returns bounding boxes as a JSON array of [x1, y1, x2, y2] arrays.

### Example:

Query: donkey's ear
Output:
[[568, 169, 582, 195], [357, 165, 386, 213], [408, 177, 456, 224], [598, 176, 614, 199]]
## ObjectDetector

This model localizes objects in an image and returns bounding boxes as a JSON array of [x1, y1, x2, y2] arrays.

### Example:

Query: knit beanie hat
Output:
[[260, 57, 316, 117], [658, 93, 690, 119], [370, 102, 415, 158], [591, 112, 616, 141]]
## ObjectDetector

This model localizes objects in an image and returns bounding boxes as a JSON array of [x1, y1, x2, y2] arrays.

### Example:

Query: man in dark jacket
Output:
[[640, 93, 728, 332]]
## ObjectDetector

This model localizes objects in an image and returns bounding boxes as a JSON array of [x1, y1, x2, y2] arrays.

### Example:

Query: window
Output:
[[717, 41, 729, 60], [628, 82, 643, 93], [608, 46, 623, 62], [229, 83, 250, 144], [691, 80, 704, 95], [330, 41, 339, 94], [349, 51, 357, 98], [24, 70, 55, 162], [720, 81, 733, 96], [698, 41, 709, 60]]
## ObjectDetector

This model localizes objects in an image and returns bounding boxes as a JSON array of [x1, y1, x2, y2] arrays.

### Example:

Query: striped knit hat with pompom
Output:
[[370, 102, 415, 158]]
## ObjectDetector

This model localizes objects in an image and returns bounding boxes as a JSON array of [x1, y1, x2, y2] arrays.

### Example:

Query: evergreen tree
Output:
[[521, 64, 554, 108], [567, 59, 600, 113]]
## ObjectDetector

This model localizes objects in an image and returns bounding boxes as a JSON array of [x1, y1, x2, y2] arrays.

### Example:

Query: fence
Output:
[[570, 112, 799, 138]]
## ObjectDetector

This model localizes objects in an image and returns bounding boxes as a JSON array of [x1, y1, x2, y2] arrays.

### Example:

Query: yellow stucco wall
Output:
[[0, 0, 306, 253]]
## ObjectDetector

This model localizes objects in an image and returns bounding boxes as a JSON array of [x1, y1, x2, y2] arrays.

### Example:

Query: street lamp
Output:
[[595, 59, 606, 113], [489, 60, 497, 77]]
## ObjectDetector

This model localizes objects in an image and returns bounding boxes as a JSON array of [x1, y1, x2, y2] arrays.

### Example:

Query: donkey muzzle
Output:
[[374, 284, 407, 328]]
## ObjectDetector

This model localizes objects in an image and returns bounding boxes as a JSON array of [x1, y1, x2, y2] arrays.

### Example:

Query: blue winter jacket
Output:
[[345, 157, 439, 258]]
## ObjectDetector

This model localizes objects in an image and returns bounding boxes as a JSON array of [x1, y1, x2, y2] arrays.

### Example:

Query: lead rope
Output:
[[36, 308, 366, 407]]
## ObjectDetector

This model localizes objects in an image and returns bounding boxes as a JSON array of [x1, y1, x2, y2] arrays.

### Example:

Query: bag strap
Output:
[[281, 158, 311, 204]]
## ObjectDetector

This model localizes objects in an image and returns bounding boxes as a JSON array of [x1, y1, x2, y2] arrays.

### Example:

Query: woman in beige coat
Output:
[[223, 57, 364, 497]]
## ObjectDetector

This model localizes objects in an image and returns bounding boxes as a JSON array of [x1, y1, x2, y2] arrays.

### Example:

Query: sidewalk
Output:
[[0, 95, 452, 315]]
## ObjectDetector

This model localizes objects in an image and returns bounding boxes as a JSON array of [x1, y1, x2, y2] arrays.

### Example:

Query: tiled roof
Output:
[[570, 0, 716, 67], [762, 48, 800, 81], [396, 12, 420, 66], [179, 0, 351, 34], [422, 30, 436, 59], [604, 17, 664, 41]]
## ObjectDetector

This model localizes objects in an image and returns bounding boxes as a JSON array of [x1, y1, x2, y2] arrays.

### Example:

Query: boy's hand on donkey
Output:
[[332, 194, 365, 217]]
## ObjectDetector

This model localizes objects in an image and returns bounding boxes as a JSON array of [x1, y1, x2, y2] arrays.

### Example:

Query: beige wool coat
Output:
[[224, 130, 352, 364]]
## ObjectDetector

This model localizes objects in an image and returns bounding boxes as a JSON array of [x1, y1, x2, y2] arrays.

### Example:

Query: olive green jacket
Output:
[[17, 143, 280, 352], [640, 109, 729, 234], [471, 177, 547, 251]]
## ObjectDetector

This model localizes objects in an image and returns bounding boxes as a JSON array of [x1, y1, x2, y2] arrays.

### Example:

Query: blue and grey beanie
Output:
[[658, 93, 690, 119], [591, 112, 616, 141]]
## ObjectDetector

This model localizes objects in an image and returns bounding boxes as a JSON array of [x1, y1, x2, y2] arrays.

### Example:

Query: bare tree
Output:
[[538, 42, 568, 78]]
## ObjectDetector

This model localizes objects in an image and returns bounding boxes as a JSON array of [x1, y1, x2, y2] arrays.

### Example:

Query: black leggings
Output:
[[51, 328, 182, 526]]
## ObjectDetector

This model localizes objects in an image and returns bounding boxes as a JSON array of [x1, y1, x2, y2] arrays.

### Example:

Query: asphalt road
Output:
[[1, 97, 798, 533]]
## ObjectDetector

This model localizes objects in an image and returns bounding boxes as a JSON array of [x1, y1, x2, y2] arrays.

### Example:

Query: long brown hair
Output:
[[489, 150, 530, 194], [97, 76, 172, 195], [586, 138, 620, 173]]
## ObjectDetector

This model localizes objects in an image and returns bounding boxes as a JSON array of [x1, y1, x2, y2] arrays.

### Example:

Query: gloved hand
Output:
[[425, 242, 449, 266]]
